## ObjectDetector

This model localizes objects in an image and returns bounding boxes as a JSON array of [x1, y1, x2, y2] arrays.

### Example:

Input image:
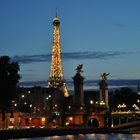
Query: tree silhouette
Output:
[[109, 87, 138, 110], [0, 56, 20, 122]]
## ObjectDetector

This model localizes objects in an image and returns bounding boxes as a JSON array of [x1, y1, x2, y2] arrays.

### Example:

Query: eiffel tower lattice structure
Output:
[[48, 15, 69, 97]]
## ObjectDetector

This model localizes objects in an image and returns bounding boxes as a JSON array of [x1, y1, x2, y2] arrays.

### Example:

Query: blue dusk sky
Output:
[[0, 0, 140, 90]]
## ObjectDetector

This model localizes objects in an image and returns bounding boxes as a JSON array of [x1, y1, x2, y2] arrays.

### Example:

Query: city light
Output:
[[69, 117, 73, 121], [117, 103, 126, 108], [68, 106, 71, 109], [100, 101, 105, 105], [55, 104, 57, 108], [132, 104, 140, 110], [21, 95, 25, 98], [41, 117, 46, 123], [28, 90, 31, 94], [90, 100, 93, 105]]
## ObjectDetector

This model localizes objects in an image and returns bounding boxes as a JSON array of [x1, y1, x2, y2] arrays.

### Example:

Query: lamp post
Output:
[[117, 103, 126, 112], [117, 103, 127, 125]]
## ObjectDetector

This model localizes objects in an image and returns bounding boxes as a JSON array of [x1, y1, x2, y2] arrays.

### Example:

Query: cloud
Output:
[[112, 21, 126, 28], [12, 51, 130, 64], [62, 51, 129, 60], [12, 54, 51, 64]]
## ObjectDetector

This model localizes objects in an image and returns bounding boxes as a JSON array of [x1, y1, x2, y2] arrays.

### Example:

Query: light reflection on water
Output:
[[12, 133, 140, 140]]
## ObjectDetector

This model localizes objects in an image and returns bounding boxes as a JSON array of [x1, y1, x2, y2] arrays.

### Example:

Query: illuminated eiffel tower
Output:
[[48, 14, 69, 97]]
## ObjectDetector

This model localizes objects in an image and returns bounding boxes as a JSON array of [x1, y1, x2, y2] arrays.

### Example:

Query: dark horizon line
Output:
[[18, 79, 140, 92], [19, 78, 140, 83]]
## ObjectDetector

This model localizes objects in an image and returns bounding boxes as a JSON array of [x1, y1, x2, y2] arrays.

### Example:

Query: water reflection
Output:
[[11, 133, 140, 140]]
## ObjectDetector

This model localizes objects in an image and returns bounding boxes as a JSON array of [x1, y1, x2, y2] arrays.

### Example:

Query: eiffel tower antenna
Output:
[[55, 7, 58, 17]]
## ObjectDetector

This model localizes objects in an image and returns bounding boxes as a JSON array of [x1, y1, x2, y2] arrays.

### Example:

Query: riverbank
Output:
[[0, 127, 140, 139]]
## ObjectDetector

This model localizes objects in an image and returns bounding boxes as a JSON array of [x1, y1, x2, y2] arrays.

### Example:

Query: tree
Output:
[[109, 87, 138, 110], [0, 56, 20, 122]]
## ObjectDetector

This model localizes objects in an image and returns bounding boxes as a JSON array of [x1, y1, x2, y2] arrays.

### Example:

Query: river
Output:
[[11, 133, 140, 140]]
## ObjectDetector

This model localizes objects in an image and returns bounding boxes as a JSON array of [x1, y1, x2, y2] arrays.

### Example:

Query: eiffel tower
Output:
[[48, 14, 69, 97]]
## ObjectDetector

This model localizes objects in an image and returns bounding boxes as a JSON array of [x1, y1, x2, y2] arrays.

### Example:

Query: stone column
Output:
[[73, 64, 84, 109]]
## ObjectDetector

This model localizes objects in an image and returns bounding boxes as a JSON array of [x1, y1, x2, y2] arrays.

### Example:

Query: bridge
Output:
[[110, 111, 140, 127], [112, 120, 140, 130], [83, 110, 140, 129]]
